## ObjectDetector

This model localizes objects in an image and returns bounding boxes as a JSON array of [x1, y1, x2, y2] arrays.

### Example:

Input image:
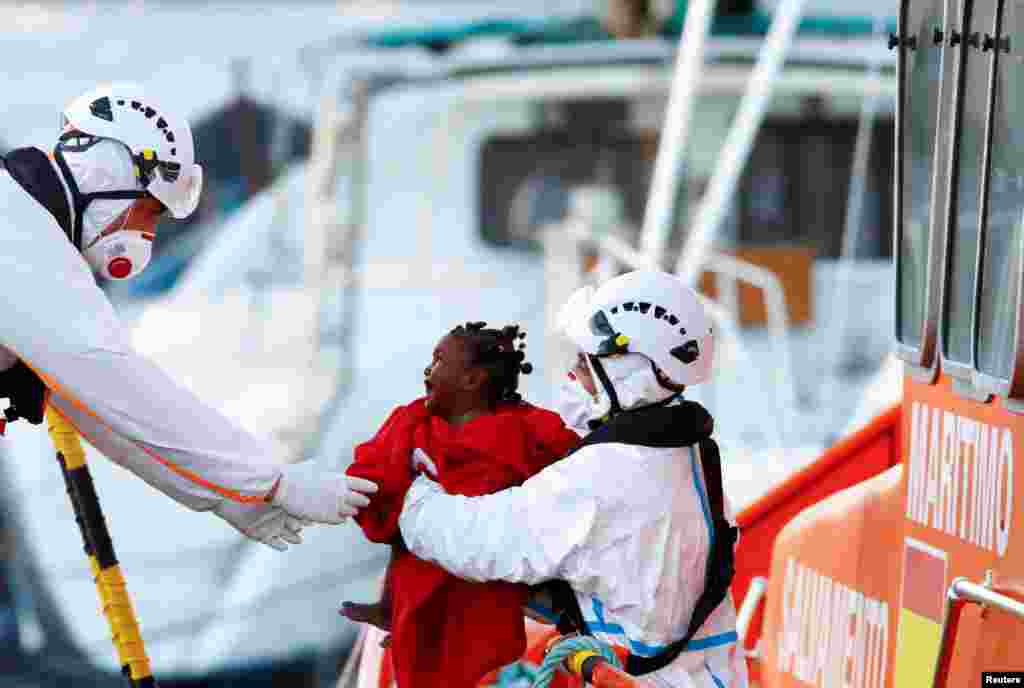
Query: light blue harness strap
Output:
[[705, 660, 727, 688]]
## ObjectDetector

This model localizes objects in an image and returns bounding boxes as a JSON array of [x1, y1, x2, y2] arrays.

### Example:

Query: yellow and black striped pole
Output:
[[46, 406, 158, 687]]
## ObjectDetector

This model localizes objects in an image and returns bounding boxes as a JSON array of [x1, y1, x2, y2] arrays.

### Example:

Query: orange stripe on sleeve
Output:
[[17, 353, 269, 504]]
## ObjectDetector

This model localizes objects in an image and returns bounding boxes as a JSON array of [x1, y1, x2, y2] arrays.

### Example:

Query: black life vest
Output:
[[1, 147, 76, 240], [0, 149, 73, 427]]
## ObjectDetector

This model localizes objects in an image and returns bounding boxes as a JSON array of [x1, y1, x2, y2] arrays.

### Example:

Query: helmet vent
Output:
[[671, 340, 700, 365], [589, 311, 616, 337], [89, 97, 113, 122], [638, 302, 652, 314], [667, 315, 679, 326], [654, 306, 666, 319]]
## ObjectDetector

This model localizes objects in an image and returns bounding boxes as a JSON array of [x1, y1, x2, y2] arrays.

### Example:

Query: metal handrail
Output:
[[736, 576, 768, 658], [562, 221, 741, 343], [704, 252, 796, 443], [561, 220, 792, 445], [932, 576, 1024, 688]]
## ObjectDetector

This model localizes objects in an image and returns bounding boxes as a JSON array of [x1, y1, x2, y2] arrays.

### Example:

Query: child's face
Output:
[[424, 334, 479, 417]]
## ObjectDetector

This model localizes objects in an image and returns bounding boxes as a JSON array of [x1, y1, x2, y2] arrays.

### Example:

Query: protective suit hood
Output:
[[52, 137, 155, 280], [58, 137, 142, 249], [590, 352, 679, 417], [554, 352, 680, 433]]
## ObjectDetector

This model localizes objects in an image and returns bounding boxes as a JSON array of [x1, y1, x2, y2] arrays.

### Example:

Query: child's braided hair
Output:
[[451, 321, 533, 405]]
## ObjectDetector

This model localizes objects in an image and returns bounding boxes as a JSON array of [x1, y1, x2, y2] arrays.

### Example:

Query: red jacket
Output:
[[347, 399, 579, 687]]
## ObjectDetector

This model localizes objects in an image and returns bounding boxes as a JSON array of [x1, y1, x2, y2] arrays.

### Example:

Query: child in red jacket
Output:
[[341, 322, 580, 687]]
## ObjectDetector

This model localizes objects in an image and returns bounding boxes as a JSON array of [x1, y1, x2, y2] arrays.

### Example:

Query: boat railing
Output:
[[735, 575, 768, 661], [703, 252, 796, 444], [559, 218, 795, 448], [932, 575, 1024, 688]]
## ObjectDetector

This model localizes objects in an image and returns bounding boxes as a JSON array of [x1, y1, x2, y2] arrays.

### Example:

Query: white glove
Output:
[[212, 500, 309, 552], [410, 448, 439, 478], [270, 460, 378, 525]]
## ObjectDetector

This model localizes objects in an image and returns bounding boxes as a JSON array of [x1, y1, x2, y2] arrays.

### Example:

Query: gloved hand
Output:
[[212, 499, 310, 552], [410, 448, 439, 479], [0, 360, 47, 425], [269, 460, 378, 525]]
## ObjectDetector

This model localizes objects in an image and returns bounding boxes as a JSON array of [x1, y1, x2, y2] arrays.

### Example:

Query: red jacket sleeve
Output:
[[346, 401, 426, 543]]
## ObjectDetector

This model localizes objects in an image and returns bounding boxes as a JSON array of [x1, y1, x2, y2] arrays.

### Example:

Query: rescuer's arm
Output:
[[0, 254, 375, 531], [37, 349, 376, 522], [399, 447, 603, 585]]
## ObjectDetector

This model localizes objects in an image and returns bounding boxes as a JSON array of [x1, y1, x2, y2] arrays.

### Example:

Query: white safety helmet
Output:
[[559, 269, 715, 387], [61, 82, 203, 219]]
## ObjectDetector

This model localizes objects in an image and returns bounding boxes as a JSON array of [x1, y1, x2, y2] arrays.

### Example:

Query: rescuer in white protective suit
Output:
[[0, 83, 377, 551], [399, 270, 749, 687]]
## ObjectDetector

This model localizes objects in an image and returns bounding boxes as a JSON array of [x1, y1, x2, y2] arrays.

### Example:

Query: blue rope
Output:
[[531, 636, 624, 688], [488, 659, 542, 687]]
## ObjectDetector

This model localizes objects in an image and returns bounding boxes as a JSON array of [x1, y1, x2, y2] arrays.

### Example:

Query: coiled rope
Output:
[[490, 659, 541, 686], [531, 635, 624, 688]]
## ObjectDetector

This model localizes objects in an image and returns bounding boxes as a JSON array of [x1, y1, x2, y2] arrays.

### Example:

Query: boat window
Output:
[[478, 98, 894, 261], [977, 0, 1024, 382], [737, 120, 894, 259], [478, 131, 653, 251], [478, 95, 743, 254], [942, 0, 998, 367], [897, 0, 947, 350]]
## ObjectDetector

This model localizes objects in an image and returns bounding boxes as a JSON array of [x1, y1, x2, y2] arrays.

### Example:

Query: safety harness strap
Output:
[[540, 427, 737, 676], [625, 437, 737, 675], [2, 148, 75, 241]]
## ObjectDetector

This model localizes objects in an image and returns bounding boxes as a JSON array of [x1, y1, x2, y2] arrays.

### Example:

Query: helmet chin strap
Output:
[[51, 135, 148, 250], [586, 355, 682, 430], [587, 355, 622, 416]]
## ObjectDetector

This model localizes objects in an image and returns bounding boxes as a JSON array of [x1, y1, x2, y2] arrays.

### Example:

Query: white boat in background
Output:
[[0, 3, 903, 685]]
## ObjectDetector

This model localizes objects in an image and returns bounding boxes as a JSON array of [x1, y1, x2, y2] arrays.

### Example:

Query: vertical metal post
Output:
[[815, 13, 890, 424], [639, 0, 719, 267], [302, 77, 372, 460], [677, 0, 808, 285]]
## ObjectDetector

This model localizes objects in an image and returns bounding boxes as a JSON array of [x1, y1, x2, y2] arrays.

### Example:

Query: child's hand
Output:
[[339, 601, 392, 632]]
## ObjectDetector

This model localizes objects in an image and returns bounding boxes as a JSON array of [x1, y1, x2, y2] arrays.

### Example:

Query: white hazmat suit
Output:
[[400, 272, 749, 687], [400, 356, 749, 687], [0, 104, 376, 548]]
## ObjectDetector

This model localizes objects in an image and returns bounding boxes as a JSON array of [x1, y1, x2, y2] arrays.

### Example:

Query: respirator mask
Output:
[[51, 133, 163, 280], [554, 369, 599, 437]]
